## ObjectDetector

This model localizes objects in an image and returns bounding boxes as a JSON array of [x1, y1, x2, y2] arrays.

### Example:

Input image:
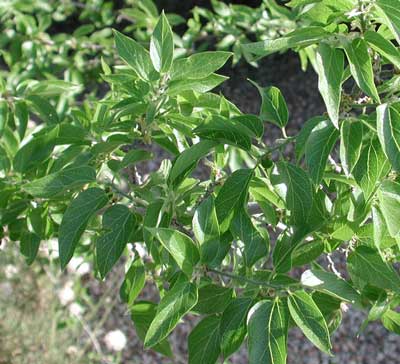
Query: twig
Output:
[[74, 314, 104, 358], [327, 253, 343, 279], [208, 268, 299, 290], [106, 181, 149, 207], [265, 136, 295, 154], [78, 273, 122, 356]]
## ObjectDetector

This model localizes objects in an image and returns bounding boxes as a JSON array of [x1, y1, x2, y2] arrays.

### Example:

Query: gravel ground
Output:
[[220, 51, 325, 140]]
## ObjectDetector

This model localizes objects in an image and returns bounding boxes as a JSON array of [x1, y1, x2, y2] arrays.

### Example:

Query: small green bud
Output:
[[261, 154, 273, 169]]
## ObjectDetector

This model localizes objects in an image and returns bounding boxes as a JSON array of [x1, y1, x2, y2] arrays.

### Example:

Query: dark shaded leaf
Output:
[[59, 188, 109, 269], [96, 205, 136, 278], [215, 169, 254, 232], [347, 245, 400, 293], [188, 315, 221, 364]]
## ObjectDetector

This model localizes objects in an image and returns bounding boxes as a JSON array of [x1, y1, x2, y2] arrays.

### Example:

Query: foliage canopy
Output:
[[2, 0, 400, 362]]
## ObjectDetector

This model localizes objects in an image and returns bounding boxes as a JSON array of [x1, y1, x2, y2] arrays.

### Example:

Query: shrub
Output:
[[1, 0, 400, 363]]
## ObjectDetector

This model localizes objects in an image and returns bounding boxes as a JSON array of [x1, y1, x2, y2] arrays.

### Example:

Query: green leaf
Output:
[[147, 227, 200, 277], [372, 205, 395, 249], [28, 206, 50, 239], [188, 315, 221, 364], [301, 269, 361, 305], [90, 141, 125, 156], [194, 115, 253, 151], [250, 81, 288, 127], [287, 0, 322, 7], [48, 145, 87, 174], [344, 38, 380, 103], [377, 104, 400, 171], [314, 44, 344, 128], [73, 24, 95, 37], [288, 290, 332, 354], [26, 95, 59, 124], [114, 30, 155, 81], [376, 0, 400, 43], [137, 0, 159, 16], [131, 301, 173, 357], [377, 179, 400, 237], [193, 283, 233, 314], [249, 176, 285, 209], [143, 200, 172, 265], [242, 26, 329, 59], [0, 145, 10, 172], [211, 0, 231, 16], [271, 162, 313, 226], [215, 168, 254, 233], [144, 279, 198, 347], [168, 140, 217, 186], [291, 240, 324, 267], [231, 208, 269, 267], [365, 30, 400, 69], [22, 165, 96, 198], [59, 188, 109, 269], [27, 80, 81, 97], [171, 51, 232, 80], [232, 114, 264, 139], [202, 231, 232, 268], [220, 297, 253, 358], [0, 100, 8, 137], [305, 119, 339, 184], [120, 258, 146, 307], [20, 231, 41, 265], [14, 100, 28, 140], [0, 199, 30, 226], [273, 230, 301, 273], [340, 120, 363, 176], [193, 195, 220, 245], [295, 116, 325, 161], [50, 124, 89, 145], [382, 310, 400, 334], [192, 196, 223, 264], [13, 125, 59, 173], [121, 150, 153, 169], [353, 139, 390, 199], [150, 12, 174, 73], [365, 293, 389, 323], [247, 299, 289, 364], [347, 245, 400, 293], [96, 205, 136, 278], [167, 74, 228, 96]]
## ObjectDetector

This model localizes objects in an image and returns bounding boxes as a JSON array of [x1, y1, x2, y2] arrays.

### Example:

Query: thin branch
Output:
[[106, 181, 149, 207], [74, 314, 103, 358], [265, 136, 295, 154], [327, 253, 343, 279], [208, 268, 299, 290]]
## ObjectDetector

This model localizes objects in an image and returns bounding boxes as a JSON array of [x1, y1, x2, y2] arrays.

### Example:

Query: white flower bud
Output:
[[67, 257, 90, 276], [58, 281, 75, 306], [104, 330, 127, 352], [69, 302, 84, 317], [4, 264, 18, 279]]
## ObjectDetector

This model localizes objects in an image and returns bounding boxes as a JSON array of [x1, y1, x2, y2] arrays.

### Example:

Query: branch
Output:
[[208, 268, 299, 290]]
